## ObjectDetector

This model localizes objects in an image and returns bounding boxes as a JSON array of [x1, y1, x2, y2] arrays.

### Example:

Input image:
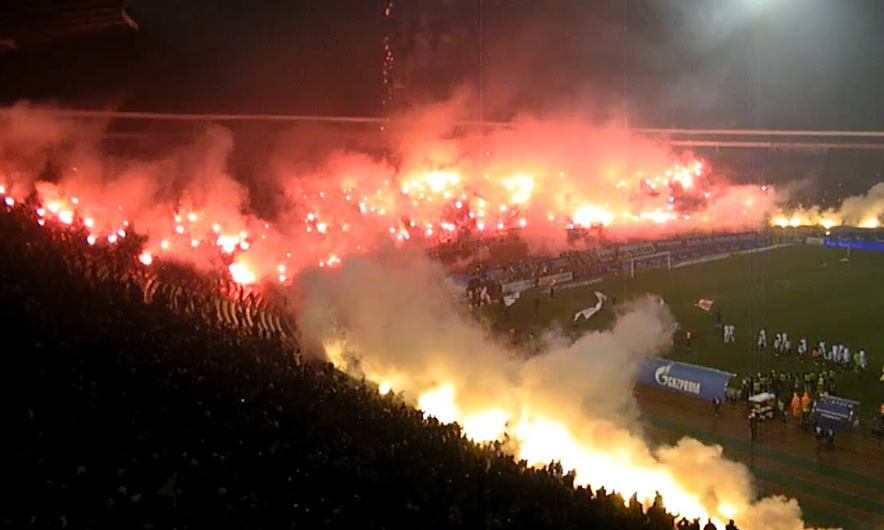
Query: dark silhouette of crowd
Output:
[[0, 204, 739, 530]]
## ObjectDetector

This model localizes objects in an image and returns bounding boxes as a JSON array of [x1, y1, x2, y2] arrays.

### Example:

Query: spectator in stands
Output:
[[703, 518, 719, 530], [725, 520, 739, 530], [0, 205, 705, 530]]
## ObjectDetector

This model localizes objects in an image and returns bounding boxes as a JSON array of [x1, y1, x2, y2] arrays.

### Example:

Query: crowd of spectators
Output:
[[0, 205, 741, 529]]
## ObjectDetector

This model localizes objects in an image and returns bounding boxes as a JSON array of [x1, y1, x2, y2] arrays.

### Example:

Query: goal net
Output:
[[625, 251, 672, 278]]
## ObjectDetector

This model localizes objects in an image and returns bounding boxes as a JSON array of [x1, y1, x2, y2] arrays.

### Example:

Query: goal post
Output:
[[627, 251, 672, 278]]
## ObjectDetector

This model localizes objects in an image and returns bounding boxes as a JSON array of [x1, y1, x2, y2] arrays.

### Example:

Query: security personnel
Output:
[[752, 377, 761, 395], [749, 412, 759, 442]]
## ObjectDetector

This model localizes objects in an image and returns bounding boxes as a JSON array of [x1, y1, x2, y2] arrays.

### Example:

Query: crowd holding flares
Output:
[[0, 104, 792, 291], [771, 182, 884, 230], [1, 149, 776, 290], [4, 103, 867, 529]]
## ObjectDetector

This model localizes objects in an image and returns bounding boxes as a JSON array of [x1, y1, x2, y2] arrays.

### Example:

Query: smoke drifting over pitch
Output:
[[294, 251, 815, 530]]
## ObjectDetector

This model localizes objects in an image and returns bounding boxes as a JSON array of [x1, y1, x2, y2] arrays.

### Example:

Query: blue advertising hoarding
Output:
[[824, 238, 884, 252], [813, 395, 860, 432], [638, 358, 735, 402]]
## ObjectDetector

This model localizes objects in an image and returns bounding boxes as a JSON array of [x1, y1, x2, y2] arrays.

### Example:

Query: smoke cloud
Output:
[[773, 182, 884, 229], [293, 251, 815, 529], [0, 100, 781, 285]]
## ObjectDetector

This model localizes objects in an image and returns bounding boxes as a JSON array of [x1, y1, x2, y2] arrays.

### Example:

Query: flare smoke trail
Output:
[[294, 251, 814, 530]]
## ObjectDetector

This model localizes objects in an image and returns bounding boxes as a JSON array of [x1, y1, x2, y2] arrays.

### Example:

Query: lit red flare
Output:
[[1, 152, 781, 288]]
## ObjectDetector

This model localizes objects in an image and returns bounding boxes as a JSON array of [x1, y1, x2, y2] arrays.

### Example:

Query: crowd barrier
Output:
[[638, 358, 735, 401], [501, 278, 536, 294], [537, 271, 573, 286], [478, 231, 765, 285]]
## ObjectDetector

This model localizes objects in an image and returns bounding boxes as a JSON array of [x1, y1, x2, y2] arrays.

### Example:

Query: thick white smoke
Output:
[[293, 251, 815, 530], [773, 182, 884, 229]]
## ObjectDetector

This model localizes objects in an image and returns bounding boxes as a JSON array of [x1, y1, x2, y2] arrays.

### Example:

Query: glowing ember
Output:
[[58, 211, 74, 224], [573, 205, 613, 227], [228, 262, 256, 285], [139, 252, 153, 265], [216, 236, 239, 253]]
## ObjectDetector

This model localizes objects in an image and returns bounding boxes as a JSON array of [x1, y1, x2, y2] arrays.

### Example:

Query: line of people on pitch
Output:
[[740, 369, 838, 400], [756, 330, 868, 371]]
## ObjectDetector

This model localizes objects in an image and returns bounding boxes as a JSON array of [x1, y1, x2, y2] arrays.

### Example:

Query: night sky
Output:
[[2, 0, 884, 130]]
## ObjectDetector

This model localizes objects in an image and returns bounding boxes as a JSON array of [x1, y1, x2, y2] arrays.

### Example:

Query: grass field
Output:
[[495, 244, 884, 416]]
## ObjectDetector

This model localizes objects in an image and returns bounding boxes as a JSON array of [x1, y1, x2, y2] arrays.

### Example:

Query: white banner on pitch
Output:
[[573, 291, 607, 322]]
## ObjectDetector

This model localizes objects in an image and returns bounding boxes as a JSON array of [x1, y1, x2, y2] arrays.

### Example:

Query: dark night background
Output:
[[3, 0, 884, 202]]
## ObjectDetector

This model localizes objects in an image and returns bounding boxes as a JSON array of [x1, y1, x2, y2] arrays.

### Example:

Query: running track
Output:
[[635, 385, 884, 530]]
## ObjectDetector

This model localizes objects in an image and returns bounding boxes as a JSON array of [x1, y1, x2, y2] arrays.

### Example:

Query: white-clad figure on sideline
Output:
[[723, 324, 735, 343]]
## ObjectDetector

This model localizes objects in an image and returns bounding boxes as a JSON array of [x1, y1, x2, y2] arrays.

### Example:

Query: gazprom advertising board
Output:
[[638, 359, 735, 401], [813, 395, 860, 432]]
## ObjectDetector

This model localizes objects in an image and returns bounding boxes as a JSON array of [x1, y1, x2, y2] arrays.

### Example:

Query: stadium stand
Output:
[[0, 0, 137, 51], [0, 201, 729, 529]]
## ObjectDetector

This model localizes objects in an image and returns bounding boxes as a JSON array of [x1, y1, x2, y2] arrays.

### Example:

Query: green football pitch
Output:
[[493, 244, 884, 416]]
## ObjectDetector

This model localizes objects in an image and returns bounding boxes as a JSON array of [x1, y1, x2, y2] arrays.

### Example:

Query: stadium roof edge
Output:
[[0, 0, 138, 51]]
